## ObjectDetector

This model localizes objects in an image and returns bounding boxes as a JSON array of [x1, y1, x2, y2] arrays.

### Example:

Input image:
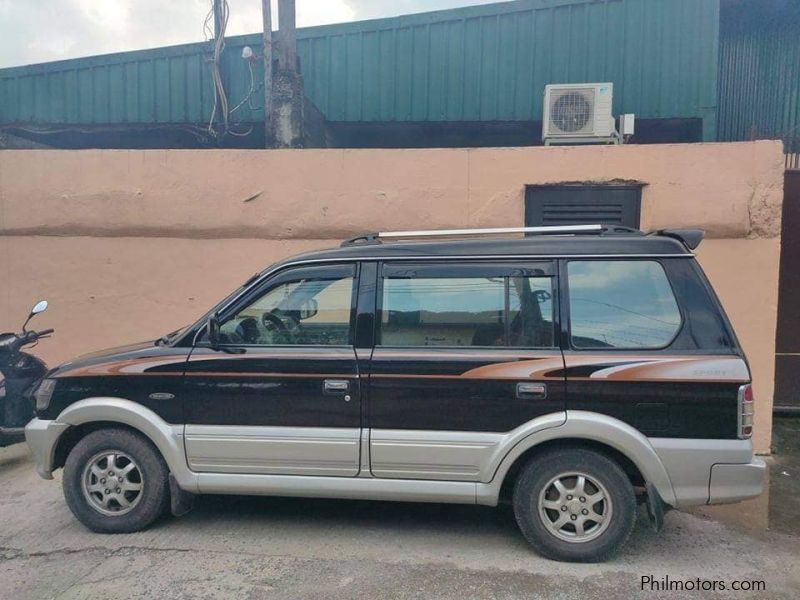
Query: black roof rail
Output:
[[340, 224, 649, 247], [340, 233, 381, 247], [338, 226, 713, 249], [601, 225, 645, 236]]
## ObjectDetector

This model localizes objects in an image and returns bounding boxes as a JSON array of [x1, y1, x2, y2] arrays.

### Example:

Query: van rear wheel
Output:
[[512, 448, 636, 562], [63, 428, 169, 533]]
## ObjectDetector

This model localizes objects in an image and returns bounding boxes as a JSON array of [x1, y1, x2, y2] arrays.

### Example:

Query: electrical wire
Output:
[[204, 0, 257, 140], [227, 126, 254, 137], [9, 0, 258, 145], [203, 5, 215, 41], [226, 62, 262, 138], [207, 0, 231, 137], [0, 124, 213, 144], [230, 61, 263, 116]]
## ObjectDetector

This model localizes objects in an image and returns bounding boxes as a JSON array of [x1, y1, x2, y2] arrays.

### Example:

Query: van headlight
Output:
[[34, 378, 57, 411]]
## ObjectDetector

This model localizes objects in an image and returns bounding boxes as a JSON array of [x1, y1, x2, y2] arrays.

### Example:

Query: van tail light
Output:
[[737, 384, 754, 439]]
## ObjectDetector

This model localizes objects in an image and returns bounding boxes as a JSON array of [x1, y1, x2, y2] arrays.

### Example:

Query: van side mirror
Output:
[[207, 315, 221, 349], [299, 299, 318, 320]]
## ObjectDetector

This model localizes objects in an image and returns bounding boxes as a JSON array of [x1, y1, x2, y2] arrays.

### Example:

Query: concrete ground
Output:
[[1, 423, 799, 600]]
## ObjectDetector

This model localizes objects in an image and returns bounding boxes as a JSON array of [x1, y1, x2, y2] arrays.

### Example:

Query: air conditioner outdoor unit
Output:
[[543, 82, 618, 145]]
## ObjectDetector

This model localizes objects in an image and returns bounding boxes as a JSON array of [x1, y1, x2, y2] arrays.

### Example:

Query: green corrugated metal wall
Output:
[[0, 0, 721, 139], [0, 36, 262, 127], [718, 0, 800, 153], [0, 43, 219, 127], [297, 0, 719, 136]]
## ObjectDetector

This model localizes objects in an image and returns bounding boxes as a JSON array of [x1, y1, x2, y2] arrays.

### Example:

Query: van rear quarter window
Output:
[[567, 260, 682, 349]]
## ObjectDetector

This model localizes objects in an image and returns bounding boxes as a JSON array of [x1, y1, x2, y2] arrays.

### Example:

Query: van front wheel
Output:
[[63, 428, 170, 533], [512, 448, 636, 562]]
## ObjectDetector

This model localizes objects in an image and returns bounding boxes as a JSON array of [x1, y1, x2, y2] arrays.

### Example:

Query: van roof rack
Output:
[[341, 224, 643, 246]]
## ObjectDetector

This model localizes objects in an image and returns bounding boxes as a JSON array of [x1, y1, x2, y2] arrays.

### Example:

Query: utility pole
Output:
[[261, 0, 273, 147], [210, 0, 231, 136], [272, 0, 303, 148], [277, 0, 297, 71], [212, 0, 223, 37]]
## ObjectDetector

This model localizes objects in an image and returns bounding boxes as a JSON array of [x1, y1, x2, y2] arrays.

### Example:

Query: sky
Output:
[[0, 0, 501, 68]]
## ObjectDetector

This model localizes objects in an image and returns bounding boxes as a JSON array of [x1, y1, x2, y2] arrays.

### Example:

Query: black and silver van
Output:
[[25, 225, 764, 562]]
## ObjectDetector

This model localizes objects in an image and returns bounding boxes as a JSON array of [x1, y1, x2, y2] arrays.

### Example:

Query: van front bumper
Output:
[[24, 418, 69, 480]]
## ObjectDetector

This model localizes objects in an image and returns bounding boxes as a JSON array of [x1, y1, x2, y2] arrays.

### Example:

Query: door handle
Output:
[[517, 382, 547, 400], [323, 379, 350, 395]]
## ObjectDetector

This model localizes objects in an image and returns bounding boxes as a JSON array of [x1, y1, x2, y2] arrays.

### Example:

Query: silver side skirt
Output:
[[197, 472, 484, 505], [185, 425, 361, 477], [370, 429, 504, 481]]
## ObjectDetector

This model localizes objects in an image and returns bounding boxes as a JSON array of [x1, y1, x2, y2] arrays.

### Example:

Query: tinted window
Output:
[[381, 277, 505, 347], [568, 261, 681, 349], [380, 275, 555, 348], [220, 276, 354, 346], [662, 259, 734, 350]]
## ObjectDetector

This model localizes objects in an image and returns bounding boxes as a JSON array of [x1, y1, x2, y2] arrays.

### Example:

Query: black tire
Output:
[[63, 428, 170, 533], [512, 448, 636, 563]]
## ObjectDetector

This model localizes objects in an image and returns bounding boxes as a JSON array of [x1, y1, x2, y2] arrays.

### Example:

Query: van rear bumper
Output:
[[650, 438, 765, 507], [709, 458, 766, 505]]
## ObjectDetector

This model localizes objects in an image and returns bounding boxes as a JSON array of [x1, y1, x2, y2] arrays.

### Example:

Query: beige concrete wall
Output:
[[696, 239, 780, 454], [0, 141, 784, 452], [0, 237, 330, 365], [0, 141, 784, 239]]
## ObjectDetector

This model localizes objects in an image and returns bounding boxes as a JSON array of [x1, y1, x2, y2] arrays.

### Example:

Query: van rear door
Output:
[[367, 260, 566, 481]]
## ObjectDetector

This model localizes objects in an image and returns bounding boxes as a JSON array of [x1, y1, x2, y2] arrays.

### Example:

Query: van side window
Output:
[[567, 260, 681, 349], [380, 275, 555, 348], [381, 277, 506, 347], [219, 275, 355, 346]]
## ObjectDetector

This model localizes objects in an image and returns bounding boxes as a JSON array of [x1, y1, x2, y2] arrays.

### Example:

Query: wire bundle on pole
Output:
[[207, 0, 230, 137], [204, 0, 256, 140]]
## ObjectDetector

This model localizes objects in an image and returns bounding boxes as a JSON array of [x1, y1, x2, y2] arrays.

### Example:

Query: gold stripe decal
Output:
[[563, 355, 750, 383], [56, 356, 187, 378], [184, 372, 357, 379], [460, 357, 566, 380]]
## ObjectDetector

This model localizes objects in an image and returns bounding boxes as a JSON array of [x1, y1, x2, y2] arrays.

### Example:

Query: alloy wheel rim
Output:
[[537, 471, 612, 543], [81, 450, 144, 516]]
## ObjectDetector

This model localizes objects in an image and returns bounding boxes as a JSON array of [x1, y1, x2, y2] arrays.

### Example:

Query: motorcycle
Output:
[[0, 300, 53, 448]]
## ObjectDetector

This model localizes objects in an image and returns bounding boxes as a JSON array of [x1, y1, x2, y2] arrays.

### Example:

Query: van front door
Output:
[[184, 264, 362, 477]]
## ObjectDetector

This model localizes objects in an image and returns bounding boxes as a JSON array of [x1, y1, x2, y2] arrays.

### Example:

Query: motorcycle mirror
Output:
[[22, 299, 49, 332], [31, 300, 48, 315]]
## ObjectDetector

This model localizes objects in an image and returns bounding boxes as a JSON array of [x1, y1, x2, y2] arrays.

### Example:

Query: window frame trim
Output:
[[561, 258, 686, 352], [204, 262, 360, 349], [376, 260, 560, 351], [180, 253, 693, 349]]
